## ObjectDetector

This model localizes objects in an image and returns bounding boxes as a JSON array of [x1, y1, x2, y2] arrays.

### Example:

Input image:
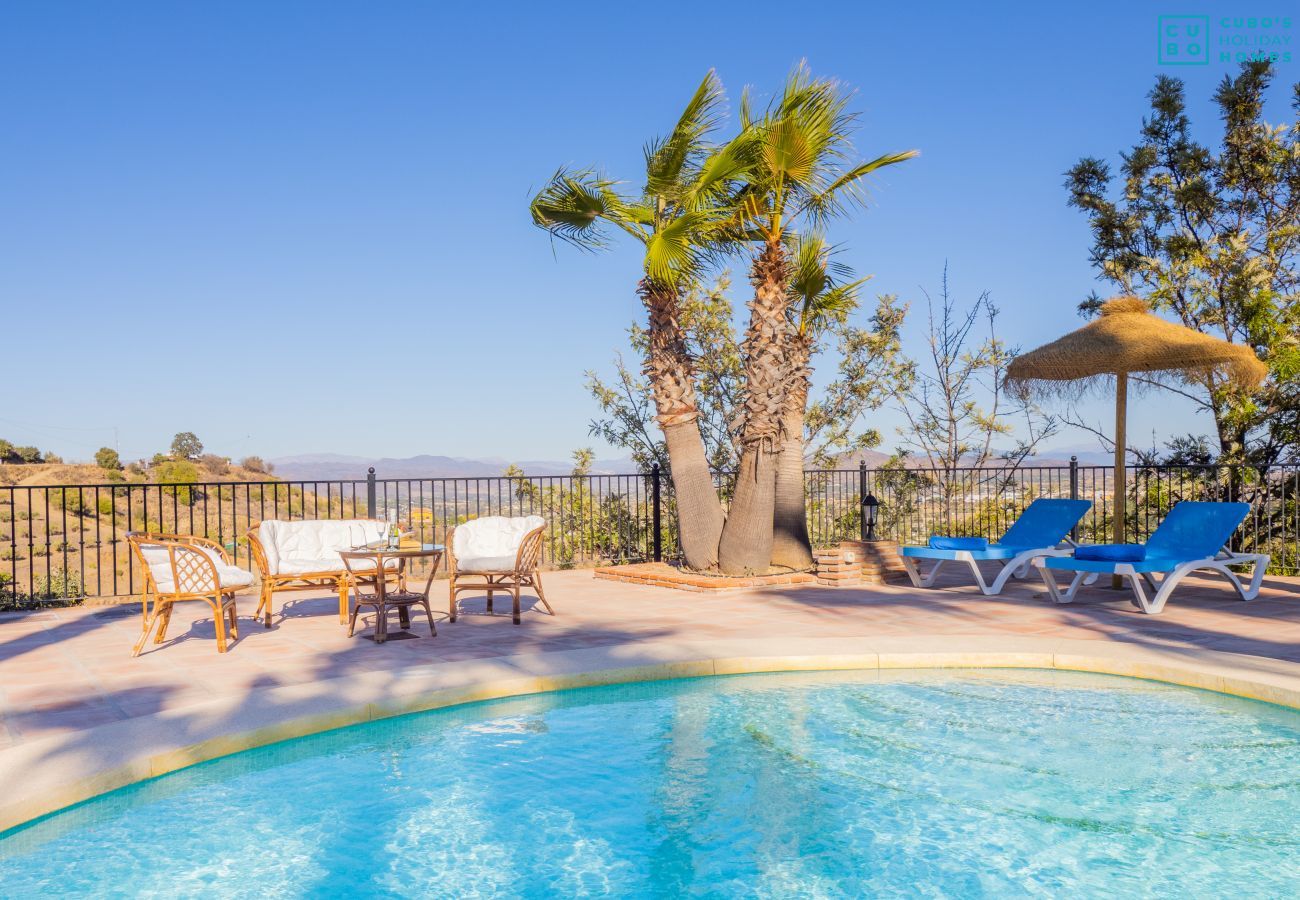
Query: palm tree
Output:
[[530, 72, 749, 570], [770, 235, 868, 568], [716, 64, 917, 574]]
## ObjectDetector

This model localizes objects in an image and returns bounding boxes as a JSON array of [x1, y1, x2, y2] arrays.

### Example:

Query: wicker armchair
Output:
[[447, 516, 553, 624], [127, 532, 254, 656]]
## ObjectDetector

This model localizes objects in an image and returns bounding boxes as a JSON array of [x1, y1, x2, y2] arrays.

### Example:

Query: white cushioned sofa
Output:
[[247, 519, 401, 626], [448, 515, 553, 624]]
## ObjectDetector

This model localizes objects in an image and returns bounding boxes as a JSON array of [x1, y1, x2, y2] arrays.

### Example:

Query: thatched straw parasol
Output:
[[1006, 297, 1266, 554]]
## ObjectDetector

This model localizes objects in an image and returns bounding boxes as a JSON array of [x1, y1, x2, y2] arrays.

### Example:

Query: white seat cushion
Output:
[[455, 554, 517, 573], [258, 520, 387, 575], [278, 556, 401, 576], [202, 566, 254, 591], [453, 516, 544, 565]]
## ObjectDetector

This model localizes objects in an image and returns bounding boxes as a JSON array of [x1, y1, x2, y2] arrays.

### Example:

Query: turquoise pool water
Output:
[[2, 669, 1299, 897]]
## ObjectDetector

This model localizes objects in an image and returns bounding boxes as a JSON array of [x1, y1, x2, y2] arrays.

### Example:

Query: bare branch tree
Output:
[[891, 267, 1058, 509]]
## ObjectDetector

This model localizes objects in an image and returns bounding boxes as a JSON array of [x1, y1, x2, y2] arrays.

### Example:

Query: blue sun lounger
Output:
[[1035, 501, 1270, 615], [900, 498, 1093, 596]]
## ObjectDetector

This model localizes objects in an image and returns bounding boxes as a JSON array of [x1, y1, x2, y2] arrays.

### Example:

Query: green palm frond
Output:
[[644, 71, 726, 200], [777, 60, 818, 115], [643, 209, 717, 285], [682, 129, 757, 211], [805, 280, 868, 332], [788, 234, 870, 335], [801, 150, 920, 224], [738, 63, 917, 238], [529, 168, 646, 249], [729, 185, 773, 236], [763, 117, 816, 184], [738, 85, 755, 131], [789, 233, 831, 300]]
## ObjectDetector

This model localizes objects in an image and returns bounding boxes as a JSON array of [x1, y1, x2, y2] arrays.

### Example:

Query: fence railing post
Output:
[[1068, 455, 1079, 542], [858, 460, 868, 541], [366, 467, 377, 519], [651, 463, 662, 562]]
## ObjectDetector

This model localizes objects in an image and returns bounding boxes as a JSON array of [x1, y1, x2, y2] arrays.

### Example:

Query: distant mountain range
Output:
[[268, 453, 638, 481], [836, 448, 1114, 469], [270, 447, 1112, 481]]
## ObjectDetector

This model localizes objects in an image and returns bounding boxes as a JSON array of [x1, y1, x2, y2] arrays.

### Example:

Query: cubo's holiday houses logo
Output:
[[1159, 15, 1294, 66]]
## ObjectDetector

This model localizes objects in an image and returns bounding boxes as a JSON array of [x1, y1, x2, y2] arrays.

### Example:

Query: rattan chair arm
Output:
[[126, 532, 160, 591], [446, 526, 458, 575], [245, 525, 271, 577], [514, 525, 546, 574]]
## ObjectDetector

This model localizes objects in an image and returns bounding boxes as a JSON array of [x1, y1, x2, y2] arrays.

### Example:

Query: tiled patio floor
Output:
[[2, 565, 1298, 749]]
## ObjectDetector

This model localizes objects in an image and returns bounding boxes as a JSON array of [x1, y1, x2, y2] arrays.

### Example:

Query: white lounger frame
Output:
[[1035, 550, 1271, 615], [902, 545, 1085, 597]]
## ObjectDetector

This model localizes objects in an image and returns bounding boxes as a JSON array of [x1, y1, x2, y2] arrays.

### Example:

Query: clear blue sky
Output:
[[1, 1, 1292, 464]]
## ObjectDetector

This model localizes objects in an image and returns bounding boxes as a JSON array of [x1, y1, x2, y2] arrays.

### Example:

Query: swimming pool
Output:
[[1, 669, 1298, 896]]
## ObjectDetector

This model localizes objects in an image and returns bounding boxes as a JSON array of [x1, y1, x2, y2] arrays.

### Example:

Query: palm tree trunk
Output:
[[641, 280, 725, 570], [718, 240, 788, 575], [770, 350, 813, 569]]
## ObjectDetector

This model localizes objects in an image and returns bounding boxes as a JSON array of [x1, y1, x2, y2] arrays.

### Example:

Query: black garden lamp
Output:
[[861, 493, 879, 542]]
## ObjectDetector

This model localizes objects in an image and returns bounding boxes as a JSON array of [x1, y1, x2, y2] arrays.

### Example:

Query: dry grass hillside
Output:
[[0, 458, 370, 606], [0, 458, 273, 489]]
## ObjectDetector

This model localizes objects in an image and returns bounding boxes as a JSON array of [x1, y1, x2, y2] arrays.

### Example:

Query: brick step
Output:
[[814, 539, 908, 587]]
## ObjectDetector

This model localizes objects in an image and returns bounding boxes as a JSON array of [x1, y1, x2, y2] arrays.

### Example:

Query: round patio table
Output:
[[339, 545, 444, 643]]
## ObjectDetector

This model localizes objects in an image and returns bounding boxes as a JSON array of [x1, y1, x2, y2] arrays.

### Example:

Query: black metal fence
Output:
[[1, 460, 1296, 603], [805, 460, 1299, 575]]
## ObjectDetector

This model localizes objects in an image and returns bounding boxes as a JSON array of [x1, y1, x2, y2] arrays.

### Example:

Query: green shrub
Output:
[[14, 446, 41, 464], [34, 567, 84, 599], [58, 490, 89, 517], [95, 447, 122, 471], [98, 497, 115, 516], [155, 460, 200, 506]]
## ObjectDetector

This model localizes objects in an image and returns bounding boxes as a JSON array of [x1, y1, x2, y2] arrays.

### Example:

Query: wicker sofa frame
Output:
[[246, 520, 404, 627]]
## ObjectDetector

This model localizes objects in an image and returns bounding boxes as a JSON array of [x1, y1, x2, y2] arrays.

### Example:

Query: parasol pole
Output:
[[1112, 372, 1128, 588]]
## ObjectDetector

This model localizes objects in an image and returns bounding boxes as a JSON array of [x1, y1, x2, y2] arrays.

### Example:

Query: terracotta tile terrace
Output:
[[3, 567, 1299, 750]]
